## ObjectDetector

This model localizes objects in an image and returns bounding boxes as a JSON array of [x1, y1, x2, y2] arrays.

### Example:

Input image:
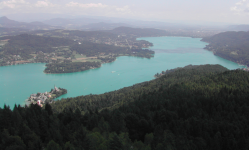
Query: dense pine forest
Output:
[[202, 31, 249, 66], [1, 64, 249, 149]]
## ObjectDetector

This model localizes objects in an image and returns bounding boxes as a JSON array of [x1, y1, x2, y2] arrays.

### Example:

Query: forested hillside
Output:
[[2, 65, 249, 149], [202, 31, 249, 66]]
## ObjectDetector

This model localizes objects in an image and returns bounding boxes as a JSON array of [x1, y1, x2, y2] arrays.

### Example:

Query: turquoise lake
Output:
[[0, 37, 245, 109]]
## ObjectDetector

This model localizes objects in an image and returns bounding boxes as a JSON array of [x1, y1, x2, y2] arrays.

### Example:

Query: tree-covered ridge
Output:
[[2, 65, 249, 149], [44, 62, 101, 74], [51, 64, 229, 114], [154, 64, 227, 78], [202, 31, 249, 66]]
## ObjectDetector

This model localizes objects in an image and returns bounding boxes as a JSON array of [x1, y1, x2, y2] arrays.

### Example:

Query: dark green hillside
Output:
[[52, 64, 229, 114], [202, 31, 249, 66], [2, 64, 249, 149]]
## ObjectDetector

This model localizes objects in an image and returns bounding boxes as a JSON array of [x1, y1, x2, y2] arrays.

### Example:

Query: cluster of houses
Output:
[[243, 68, 249, 72], [27, 86, 60, 107]]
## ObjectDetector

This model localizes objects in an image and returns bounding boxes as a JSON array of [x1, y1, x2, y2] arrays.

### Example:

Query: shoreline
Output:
[[203, 48, 248, 68], [0, 36, 246, 108], [0, 61, 47, 67], [2, 53, 154, 74]]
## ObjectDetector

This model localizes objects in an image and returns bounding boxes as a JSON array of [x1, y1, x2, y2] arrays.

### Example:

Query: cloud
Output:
[[64, 2, 133, 16], [66, 2, 108, 8], [231, 0, 249, 15], [35, 0, 55, 8], [231, 6, 241, 11], [236, 0, 247, 5], [0, 0, 136, 19], [65, 2, 132, 14], [116, 6, 130, 12], [0, 0, 29, 9]]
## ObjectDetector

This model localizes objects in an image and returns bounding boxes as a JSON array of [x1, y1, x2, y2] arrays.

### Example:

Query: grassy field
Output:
[[75, 54, 86, 58], [55, 30, 64, 32], [0, 41, 8, 46], [51, 36, 63, 38], [30, 54, 36, 57], [87, 59, 101, 62], [55, 46, 71, 52], [36, 33, 43, 36], [72, 60, 86, 62], [72, 54, 101, 62]]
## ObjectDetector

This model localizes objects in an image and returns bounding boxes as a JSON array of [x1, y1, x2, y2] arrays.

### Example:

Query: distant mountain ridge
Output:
[[0, 16, 61, 30], [42, 18, 133, 30], [79, 22, 133, 31], [42, 17, 109, 27], [106, 26, 170, 37], [227, 25, 249, 31], [41, 17, 182, 30]]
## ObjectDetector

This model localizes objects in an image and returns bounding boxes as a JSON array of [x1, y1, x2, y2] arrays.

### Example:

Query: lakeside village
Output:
[[26, 85, 67, 107]]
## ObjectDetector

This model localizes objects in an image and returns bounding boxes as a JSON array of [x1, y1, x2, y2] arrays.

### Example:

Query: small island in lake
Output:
[[26, 85, 67, 107], [44, 62, 101, 74]]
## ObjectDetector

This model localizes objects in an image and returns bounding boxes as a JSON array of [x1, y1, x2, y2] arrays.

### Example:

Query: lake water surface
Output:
[[0, 37, 245, 108]]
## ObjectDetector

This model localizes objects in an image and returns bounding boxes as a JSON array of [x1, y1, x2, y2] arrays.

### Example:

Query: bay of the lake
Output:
[[0, 37, 245, 108]]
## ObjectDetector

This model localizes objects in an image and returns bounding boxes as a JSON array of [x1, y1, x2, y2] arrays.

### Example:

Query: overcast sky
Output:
[[1, 0, 249, 24]]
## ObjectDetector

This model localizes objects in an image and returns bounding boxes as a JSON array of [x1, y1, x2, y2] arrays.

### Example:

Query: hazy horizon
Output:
[[0, 0, 249, 25]]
